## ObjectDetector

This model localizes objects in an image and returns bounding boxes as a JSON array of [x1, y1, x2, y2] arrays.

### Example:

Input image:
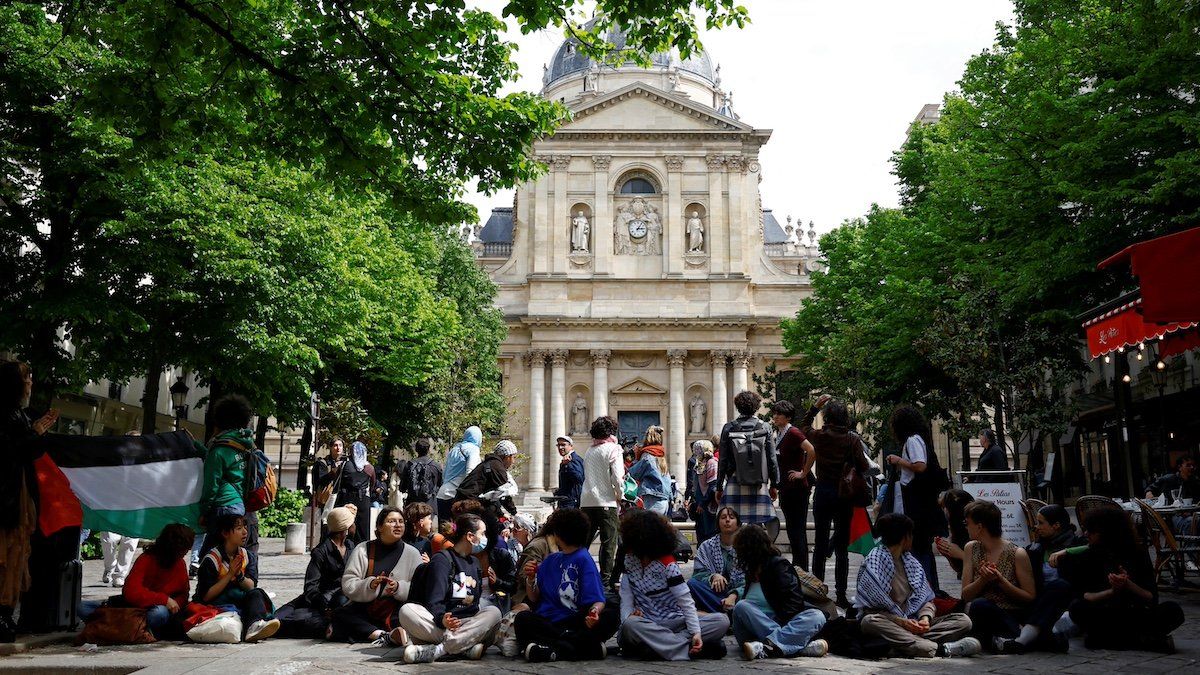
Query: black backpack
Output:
[[406, 459, 439, 504]]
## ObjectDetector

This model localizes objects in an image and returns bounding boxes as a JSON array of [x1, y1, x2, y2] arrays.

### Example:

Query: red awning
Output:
[[1083, 297, 1198, 359], [1162, 326, 1200, 359], [1099, 227, 1200, 323]]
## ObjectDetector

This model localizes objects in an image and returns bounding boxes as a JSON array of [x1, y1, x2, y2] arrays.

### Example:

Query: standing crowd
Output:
[[0, 359, 1189, 661]]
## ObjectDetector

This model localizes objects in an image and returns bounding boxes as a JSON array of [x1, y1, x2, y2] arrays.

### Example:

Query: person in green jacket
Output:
[[199, 395, 256, 558]]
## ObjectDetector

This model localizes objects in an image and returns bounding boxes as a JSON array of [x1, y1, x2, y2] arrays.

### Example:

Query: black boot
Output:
[[0, 608, 16, 643]]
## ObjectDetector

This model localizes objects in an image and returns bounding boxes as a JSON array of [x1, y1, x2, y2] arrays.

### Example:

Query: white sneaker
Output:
[[404, 644, 440, 664], [244, 618, 280, 642], [801, 639, 829, 657], [742, 641, 766, 660], [942, 636, 982, 658], [111, 578, 124, 588], [466, 643, 486, 660]]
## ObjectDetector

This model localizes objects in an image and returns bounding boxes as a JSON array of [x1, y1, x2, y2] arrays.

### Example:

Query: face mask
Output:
[[472, 534, 488, 554]]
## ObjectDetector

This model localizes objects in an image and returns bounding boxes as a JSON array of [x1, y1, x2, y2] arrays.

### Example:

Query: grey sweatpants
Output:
[[397, 604, 502, 655], [619, 613, 729, 661], [860, 612, 972, 658]]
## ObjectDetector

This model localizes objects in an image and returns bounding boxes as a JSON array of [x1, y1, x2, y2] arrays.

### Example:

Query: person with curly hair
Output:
[[886, 404, 947, 590], [688, 506, 745, 613], [516, 508, 619, 662], [730, 524, 828, 660], [617, 510, 728, 660], [580, 416, 625, 587]]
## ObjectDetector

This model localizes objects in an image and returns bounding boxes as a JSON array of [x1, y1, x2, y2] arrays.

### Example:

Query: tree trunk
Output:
[[141, 360, 164, 434], [992, 392, 1008, 459], [254, 415, 270, 449], [204, 377, 224, 441], [298, 415, 313, 491], [959, 412, 972, 471]]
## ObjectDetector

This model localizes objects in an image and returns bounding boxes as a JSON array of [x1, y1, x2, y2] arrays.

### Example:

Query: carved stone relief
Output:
[[614, 197, 663, 256]]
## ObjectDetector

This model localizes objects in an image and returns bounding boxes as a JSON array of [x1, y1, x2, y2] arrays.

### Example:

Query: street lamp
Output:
[[169, 375, 190, 431]]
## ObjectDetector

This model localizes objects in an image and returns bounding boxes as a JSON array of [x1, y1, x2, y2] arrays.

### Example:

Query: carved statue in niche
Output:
[[687, 211, 705, 252], [689, 395, 707, 434], [614, 197, 662, 255], [584, 66, 598, 92], [571, 211, 590, 252], [570, 393, 588, 435]]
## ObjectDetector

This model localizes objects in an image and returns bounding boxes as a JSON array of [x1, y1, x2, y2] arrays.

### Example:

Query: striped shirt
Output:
[[619, 555, 701, 636]]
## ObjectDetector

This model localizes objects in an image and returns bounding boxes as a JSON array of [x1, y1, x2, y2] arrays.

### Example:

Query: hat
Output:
[[327, 506, 356, 533], [511, 513, 537, 534], [494, 439, 519, 456], [554, 434, 573, 445]]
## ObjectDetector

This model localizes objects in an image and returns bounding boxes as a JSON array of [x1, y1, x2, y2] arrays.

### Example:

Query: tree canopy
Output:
[[783, 0, 1199, 455]]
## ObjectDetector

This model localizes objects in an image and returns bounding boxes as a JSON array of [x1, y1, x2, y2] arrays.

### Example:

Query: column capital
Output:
[[549, 349, 569, 367], [730, 350, 753, 368], [590, 349, 612, 367], [705, 154, 727, 171], [667, 349, 688, 367], [726, 154, 748, 174], [551, 155, 572, 171], [524, 350, 547, 367], [709, 350, 729, 367], [664, 155, 684, 172], [591, 155, 612, 171]]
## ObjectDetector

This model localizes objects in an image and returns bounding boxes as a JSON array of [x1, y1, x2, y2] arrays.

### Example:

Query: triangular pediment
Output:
[[610, 376, 667, 395], [563, 83, 753, 133]]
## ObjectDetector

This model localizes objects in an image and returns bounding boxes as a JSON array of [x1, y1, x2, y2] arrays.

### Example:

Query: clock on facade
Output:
[[628, 219, 648, 239]]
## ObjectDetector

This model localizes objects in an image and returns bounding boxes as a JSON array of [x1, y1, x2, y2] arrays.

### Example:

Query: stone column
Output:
[[710, 350, 728, 430], [592, 156, 613, 276], [533, 156, 551, 275], [665, 155, 684, 276], [731, 350, 751, 398], [590, 349, 611, 418], [668, 349, 688, 481], [548, 349, 568, 483], [726, 155, 747, 276], [526, 350, 547, 491], [551, 155, 571, 275], [706, 155, 726, 275]]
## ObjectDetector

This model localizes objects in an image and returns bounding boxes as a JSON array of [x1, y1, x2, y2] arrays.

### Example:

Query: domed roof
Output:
[[544, 22, 718, 88]]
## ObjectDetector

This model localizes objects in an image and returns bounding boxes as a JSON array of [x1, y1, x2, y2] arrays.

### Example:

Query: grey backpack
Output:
[[728, 422, 771, 485]]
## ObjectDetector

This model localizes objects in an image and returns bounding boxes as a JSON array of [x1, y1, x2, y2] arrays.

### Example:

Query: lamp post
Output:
[[169, 376, 190, 431], [1149, 358, 1168, 461]]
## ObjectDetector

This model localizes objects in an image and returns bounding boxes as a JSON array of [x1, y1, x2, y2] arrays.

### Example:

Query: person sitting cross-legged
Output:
[[856, 513, 980, 658], [274, 505, 357, 639], [515, 508, 620, 662], [398, 513, 502, 663], [618, 509, 729, 660], [730, 524, 829, 660], [193, 514, 280, 642], [688, 506, 745, 614], [117, 523, 194, 640]]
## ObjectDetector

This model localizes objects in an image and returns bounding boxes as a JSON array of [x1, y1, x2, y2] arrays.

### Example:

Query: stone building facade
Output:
[[476, 30, 819, 490]]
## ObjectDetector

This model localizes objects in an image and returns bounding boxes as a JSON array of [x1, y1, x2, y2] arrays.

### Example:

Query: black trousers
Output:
[[779, 486, 811, 569], [811, 481, 850, 596], [1069, 598, 1184, 650], [514, 606, 620, 660], [331, 601, 398, 642], [276, 601, 333, 639], [967, 598, 1026, 646]]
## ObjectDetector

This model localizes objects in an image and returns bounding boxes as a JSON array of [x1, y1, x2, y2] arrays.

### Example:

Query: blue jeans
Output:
[[688, 576, 730, 614], [731, 601, 826, 656], [642, 495, 669, 514]]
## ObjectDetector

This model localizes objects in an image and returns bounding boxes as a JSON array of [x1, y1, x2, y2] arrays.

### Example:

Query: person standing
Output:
[[771, 401, 814, 569], [688, 440, 719, 543], [798, 395, 867, 607], [886, 404, 948, 591], [455, 439, 520, 553], [0, 360, 56, 642], [399, 438, 442, 513], [436, 426, 482, 522], [628, 426, 671, 514], [580, 416, 625, 588], [313, 438, 345, 500], [715, 391, 779, 529], [334, 441, 376, 543], [976, 430, 1009, 472], [553, 435, 584, 511], [199, 394, 258, 558]]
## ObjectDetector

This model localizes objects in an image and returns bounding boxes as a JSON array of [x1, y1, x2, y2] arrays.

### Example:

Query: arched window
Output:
[[620, 177, 657, 194]]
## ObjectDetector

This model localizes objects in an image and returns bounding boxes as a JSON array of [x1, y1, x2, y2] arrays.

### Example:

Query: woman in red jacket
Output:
[[121, 524, 194, 639]]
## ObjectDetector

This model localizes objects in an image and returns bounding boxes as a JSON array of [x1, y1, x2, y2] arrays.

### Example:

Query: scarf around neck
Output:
[[856, 546, 934, 618]]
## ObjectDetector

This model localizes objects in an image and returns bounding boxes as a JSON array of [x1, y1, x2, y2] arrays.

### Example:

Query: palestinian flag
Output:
[[847, 506, 877, 556], [47, 431, 206, 539]]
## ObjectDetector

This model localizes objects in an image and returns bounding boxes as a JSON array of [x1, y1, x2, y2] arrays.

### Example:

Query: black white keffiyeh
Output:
[[854, 546, 934, 619]]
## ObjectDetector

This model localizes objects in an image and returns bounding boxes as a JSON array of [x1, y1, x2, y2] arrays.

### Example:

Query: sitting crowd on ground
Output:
[[0, 366, 1186, 660]]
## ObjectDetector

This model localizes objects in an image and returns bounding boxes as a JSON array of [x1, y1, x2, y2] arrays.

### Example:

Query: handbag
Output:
[[838, 439, 872, 507], [363, 541, 399, 630], [315, 461, 341, 508], [76, 606, 156, 645]]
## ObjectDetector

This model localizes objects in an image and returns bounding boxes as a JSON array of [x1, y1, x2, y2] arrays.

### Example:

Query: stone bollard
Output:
[[283, 523, 306, 554]]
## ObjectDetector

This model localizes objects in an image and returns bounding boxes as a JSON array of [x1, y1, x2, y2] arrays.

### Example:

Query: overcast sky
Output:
[[465, 0, 1015, 233]]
